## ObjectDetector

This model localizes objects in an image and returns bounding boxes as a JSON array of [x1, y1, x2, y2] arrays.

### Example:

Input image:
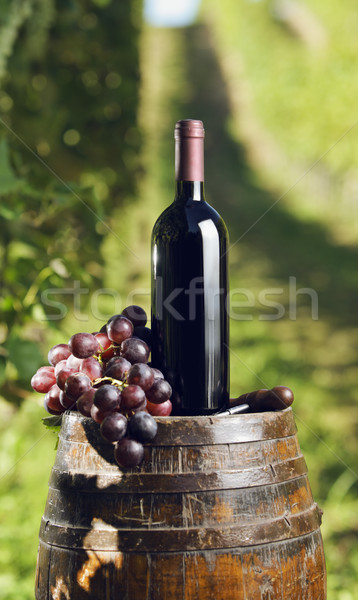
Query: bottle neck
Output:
[[175, 181, 205, 202], [175, 132, 204, 181], [174, 119, 205, 202]]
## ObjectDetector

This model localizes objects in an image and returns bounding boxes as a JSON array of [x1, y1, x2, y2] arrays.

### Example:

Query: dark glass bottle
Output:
[[151, 119, 229, 415]]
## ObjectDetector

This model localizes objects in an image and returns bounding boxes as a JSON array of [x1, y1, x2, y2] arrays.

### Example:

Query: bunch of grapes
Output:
[[31, 305, 172, 468]]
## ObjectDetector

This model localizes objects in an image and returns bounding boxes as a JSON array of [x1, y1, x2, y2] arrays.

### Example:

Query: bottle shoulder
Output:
[[152, 199, 228, 242]]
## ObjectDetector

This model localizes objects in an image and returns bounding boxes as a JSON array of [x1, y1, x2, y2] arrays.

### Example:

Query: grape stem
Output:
[[92, 376, 127, 390], [94, 352, 104, 367], [94, 343, 119, 367]]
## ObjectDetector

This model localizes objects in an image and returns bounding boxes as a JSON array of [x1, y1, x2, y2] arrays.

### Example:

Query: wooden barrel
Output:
[[35, 408, 326, 599]]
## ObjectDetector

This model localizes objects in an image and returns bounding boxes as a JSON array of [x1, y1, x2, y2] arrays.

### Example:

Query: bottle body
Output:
[[151, 180, 229, 415]]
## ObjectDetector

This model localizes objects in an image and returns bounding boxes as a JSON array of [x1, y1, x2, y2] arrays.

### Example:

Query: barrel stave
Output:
[[36, 531, 326, 600]]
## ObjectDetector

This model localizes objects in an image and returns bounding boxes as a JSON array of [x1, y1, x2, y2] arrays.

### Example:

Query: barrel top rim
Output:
[[62, 407, 296, 445], [65, 407, 292, 424]]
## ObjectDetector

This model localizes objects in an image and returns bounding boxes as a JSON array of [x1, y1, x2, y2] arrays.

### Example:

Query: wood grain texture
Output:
[[35, 409, 326, 599]]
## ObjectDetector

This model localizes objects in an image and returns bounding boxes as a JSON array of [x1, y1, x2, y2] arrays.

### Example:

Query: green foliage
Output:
[[0, 0, 143, 403], [0, 399, 55, 600], [42, 414, 62, 434], [0, 0, 32, 82], [203, 0, 358, 245]]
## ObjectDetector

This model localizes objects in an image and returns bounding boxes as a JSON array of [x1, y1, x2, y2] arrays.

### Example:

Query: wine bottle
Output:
[[151, 119, 229, 416]]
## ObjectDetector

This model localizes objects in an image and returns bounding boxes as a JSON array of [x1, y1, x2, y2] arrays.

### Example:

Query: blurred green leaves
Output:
[[0, 0, 143, 403], [0, 138, 24, 194]]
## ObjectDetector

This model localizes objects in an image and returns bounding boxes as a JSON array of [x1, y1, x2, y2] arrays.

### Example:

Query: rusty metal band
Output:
[[49, 455, 307, 495], [39, 503, 322, 552]]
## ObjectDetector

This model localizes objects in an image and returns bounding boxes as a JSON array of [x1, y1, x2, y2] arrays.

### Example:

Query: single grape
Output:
[[146, 399, 172, 417], [100, 413, 128, 443], [95, 332, 115, 361], [43, 395, 63, 416], [127, 363, 154, 391], [107, 314, 122, 323], [91, 403, 118, 424], [48, 344, 71, 366], [94, 332, 112, 349], [66, 354, 83, 370], [106, 356, 129, 370], [120, 337, 149, 364], [133, 326, 152, 348], [114, 438, 144, 468], [56, 366, 78, 390], [69, 333, 100, 359], [151, 367, 164, 380], [54, 360, 67, 376], [128, 412, 157, 443], [31, 368, 56, 393], [122, 305, 147, 327], [59, 390, 77, 410], [94, 384, 121, 411], [80, 357, 103, 381], [146, 379, 172, 404], [129, 400, 147, 413], [104, 357, 131, 381], [65, 373, 92, 401], [121, 399, 147, 418], [37, 366, 55, 374], [121, 384, 146, 410], [77, 388, 96, 417], [45, 384, 63, 413], [107, 315, 133, 344]]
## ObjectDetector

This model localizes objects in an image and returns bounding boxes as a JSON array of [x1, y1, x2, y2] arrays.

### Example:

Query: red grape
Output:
[[37, 366, 55, 374], [114, 438, 144, 468], [146, 379, 172, 404], [90, 403, 118, 424], [54, 360, 67, 376], [31, 368, 56, 393], [69, 333, 100, 359], [59, 390, 77, 410], [107, 315, 133, 344], [146, 399, 172, 417], [129, 400, 147, 413], [122, 305, 147, 327], [80, 357, 103, 381], [151, 367, 164, 380], [56, 366, 78, 390], [106, 314, 121, 323], [132, 326, 152, 348], [43, 395, 64, 415], [48, 344, 71, 366], [120, 337, 149, 364], [65, 373, 92, 400], [66, 354, 83, 370], [127, 363, 154, 391], [128, 412, 157, 443], [77, 388, 96, 417], [100, 413, 128, 442], [95, 332, 115, 360], [121, 384, 146, 410], [94, 384, 121, 411], [45, 384, 63, 413], [104, 357, 131, 381]]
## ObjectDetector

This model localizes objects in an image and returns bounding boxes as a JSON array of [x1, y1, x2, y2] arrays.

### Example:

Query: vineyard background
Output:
[[1, 0, 358, 597]]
